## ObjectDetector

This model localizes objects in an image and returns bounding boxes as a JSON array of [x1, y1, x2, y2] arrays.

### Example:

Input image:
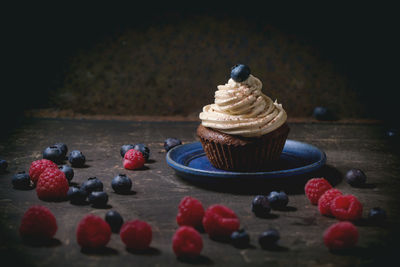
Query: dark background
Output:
[[3, 3, 398, 127]]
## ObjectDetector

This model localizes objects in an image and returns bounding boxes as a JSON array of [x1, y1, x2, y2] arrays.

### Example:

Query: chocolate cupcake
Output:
[[197, 64, 289, 171]]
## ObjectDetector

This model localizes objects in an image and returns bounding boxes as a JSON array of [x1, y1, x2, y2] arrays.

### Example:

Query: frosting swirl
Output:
[[199, 74, 287, 137]]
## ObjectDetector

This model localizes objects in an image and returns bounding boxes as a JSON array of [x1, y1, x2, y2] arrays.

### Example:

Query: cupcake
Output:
[[197, 64, 289, 171]]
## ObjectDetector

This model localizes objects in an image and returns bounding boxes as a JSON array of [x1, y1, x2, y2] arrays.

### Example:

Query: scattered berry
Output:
[[120, 144, 135, 157], [251, 195, 271, 218], [123, 149, 145, 170], [330, 195, 363, 221], [29, 159, 58, 183], [318, 188, 343, 216], [76, 214, 111, 249], [36, 168, 69, 200], [345, 169, 367, 187], [120, 220, 152, 250], [172, 226, 203, 259], [111, 174, 132, 194], [43, 146, 64, 164], [164, 138, 182, 152], [68, 150, 86, 167], [231, 64, 251, 82], [59, 165, 74, 181], [133, 143, 150, 161], [323, 221, 358, 250], [231, 229, 250, 248], [81, 177, 103, 194], [12, 171, 32, 189], [259, 229, 280, 249], [312, 106, 335, 121], [304, 178, 332, 205], [368, 207, 387, 224], [67, 186, 88, 204], [202, 204, 240, 239], [176, 196, 205, 229], [88, 191, 109, 207], [267, 191, 289, 210], [105, 210, 124, 233], [0, 159, 8, 173], [53, 143, 68, 158], [19, 206, 57, 240]]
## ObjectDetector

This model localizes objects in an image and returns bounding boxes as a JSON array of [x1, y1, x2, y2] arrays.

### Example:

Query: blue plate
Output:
[[166, 140, 326, 184]]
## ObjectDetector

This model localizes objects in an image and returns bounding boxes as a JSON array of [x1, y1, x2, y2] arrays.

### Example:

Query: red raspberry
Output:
[[36, 168, 69, 200], [172, 226, 203, 259], [123, 149, 145, 170], [202, 204, 240, 239], [176, 196, 205, 229], [29, 159, 58, 183], [330, 194, 363, 221], [76, 214, 111, 249], [318, 188, 343, 216], [323, 221, 358, 250], [120, 220, 152, 250], [19, 206, 57, 239], [304, 178, 332, 205]]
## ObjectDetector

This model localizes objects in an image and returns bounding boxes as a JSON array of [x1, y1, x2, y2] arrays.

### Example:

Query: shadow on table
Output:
[[22, 237, 62, 247]]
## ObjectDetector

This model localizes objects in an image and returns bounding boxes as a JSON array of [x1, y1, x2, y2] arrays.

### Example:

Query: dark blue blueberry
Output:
[[120, 144, 135, 158], [0, 159, 7, 173], [164, 138, 182, 152], [81, 177, 103, 194], [54, 143, 68, 158], [133, 144, 150, 161], [105, 210, 124, 233], [67, 186, 88, 204], [230, 64, 251, 82], [231, 229, 250, 248], [88, 191, 108, 207], [59, 165, 74, 181], [345, 168, 367, 187], [259, 229, 280, 249], [68, 150, 86, 167], [12, 171, 31, 189], [251, 195, 271, 218], [368, 207, 387, 224], [43, 146, 64, 164], [267, 191, 289, 210], [111, 174, 132, 194], [312, 106, 335, 121]]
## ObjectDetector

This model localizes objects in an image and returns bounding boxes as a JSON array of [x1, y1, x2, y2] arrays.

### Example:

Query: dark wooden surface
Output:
[[1, 118, 399, 267]]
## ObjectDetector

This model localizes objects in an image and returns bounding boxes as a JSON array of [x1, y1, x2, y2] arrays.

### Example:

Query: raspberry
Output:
[[76, 214, 111, 249], [304, 178, 332, 205], [176, 196, 205, 229], [36, 168, 69, 200], [123, 149, 145, 170], [120, 220, 152, 250], [29, 159, 58, 183], [172, 226, 203, 259], [330, 195, 363, 221], [323, 221, 358, 250], [318, 188, 343, 216], [202, 204, 240, 239], [19, 206, 57, 239]]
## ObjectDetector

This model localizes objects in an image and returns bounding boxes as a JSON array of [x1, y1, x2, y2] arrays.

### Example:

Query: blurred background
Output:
[[3, 3, 398, 127]]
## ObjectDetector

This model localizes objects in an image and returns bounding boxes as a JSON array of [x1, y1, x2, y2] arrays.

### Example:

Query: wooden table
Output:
[[1, 118, 399, 266]]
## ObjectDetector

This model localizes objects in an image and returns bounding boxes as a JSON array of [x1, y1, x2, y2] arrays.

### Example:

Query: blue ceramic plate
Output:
[[166, 140, 326, 184]]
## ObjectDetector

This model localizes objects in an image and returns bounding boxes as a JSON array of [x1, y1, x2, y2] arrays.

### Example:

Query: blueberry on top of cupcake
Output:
[[231, 64, 251, 82]]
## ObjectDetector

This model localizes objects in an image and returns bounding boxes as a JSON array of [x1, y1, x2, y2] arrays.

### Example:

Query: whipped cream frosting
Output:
[[199, 74, 287, 137]]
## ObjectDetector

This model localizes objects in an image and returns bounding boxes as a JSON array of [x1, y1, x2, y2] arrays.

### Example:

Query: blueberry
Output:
[[251, 195, 271, 218], [259, 229, 280, 249], [59, 165, 74, 181], [230, 64, 251, 82], [312, 106, 335, 121], [81, 177, 103, 194], [164, 138, 182, 152], [120, 144, 135, 157], [12, 171, 31, 189], [111, 174, 132, 194], [88, 191, 108, 207], [267, 191, 289, 210], [105, 210, 124, 233], [67, 186, 88, 204], [0, 159, 8, 173], [345, 168, 367, 187], [68, 150, 86, 167], [54, 143, 68, 158], [133, 143, 150, 161], [43, 146, 64, 164], [368, 207, 387, 224], [231, 229, 250, 248]]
